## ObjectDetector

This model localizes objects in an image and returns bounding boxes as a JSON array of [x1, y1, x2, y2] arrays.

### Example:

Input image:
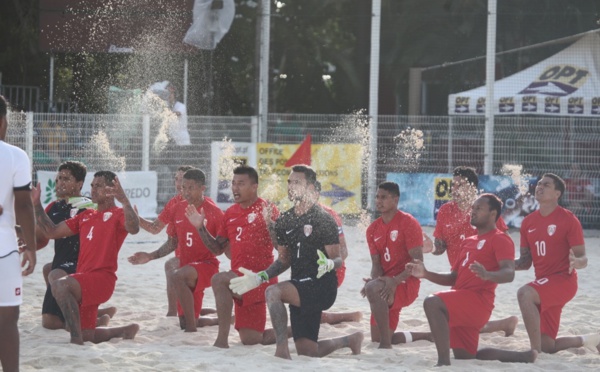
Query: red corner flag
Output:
[[285, 134, 312, 167]]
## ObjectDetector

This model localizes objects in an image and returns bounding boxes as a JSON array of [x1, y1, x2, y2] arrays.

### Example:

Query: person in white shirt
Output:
[[0, 95, 36, 371]]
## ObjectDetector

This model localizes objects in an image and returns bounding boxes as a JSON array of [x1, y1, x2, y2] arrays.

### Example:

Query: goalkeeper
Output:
[[229, 165, 363, 359]]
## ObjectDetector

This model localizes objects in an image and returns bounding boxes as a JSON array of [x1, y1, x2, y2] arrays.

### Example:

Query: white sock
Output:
[[402, 331, 413, 343], [581, 333, 600, 350]]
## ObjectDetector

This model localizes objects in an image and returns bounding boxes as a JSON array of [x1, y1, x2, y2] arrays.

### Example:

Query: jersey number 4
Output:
[[86, 226, 94, 241]]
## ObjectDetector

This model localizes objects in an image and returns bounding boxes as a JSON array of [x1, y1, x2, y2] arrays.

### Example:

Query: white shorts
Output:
[[0, 251, 23, 306]]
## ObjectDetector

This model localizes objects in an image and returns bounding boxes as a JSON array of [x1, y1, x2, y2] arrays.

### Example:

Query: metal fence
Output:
[[6, 112, 600, 228]]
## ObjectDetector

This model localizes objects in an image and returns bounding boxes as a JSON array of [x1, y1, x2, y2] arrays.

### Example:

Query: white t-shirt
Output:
[[0, 140, 32, 256], [169, 101, 191, 146]]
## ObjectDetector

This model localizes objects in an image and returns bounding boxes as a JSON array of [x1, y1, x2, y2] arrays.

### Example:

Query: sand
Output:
[[18, 226, 600, 371]]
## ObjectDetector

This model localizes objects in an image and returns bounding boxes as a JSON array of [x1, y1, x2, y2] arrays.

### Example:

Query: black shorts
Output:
[[289, 274, 337, 342], [42, 262, 77, 319]]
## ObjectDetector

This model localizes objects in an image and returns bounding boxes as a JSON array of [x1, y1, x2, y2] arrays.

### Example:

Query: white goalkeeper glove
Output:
[[316, 250, 335, 279], [229, 267, 269, 295], [68, 197, 97, 210]]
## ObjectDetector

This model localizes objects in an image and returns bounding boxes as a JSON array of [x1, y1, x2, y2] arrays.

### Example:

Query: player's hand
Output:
[[316, 250, 334, 279], [128, 252, 152, 265], [469, 261, 490, 280], [422, 232, 433, 253], [431, 238, 447, 256], [406, 259, 426, 278], [360, 277, 372, 297], [69, 196, 97, 210], [31, 183, 42, 206], [185, 205, 205, 229], [378, 276, 397, 305], [21, 249, 36, 276], [229, 267, 268, 295], [106, 176, 128, 204]]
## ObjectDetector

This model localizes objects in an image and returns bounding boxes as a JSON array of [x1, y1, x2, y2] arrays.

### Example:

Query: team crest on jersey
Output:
[[304, 224, 313, 236], [15, 287, 21, 296], [477, 240, 486, 250], [103, 212, 113, 221], [547, 224, 556, 236], [460, 234, 466, 241], [70, 208, 78, 218], [390, 230, 398, 242], [248, 212, 257, 223]]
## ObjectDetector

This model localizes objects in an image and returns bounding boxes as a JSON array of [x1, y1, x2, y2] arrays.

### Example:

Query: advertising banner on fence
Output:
[[386, 172, 539, 227], [37, 171, 158, 218], [211, 141, 363, 214]]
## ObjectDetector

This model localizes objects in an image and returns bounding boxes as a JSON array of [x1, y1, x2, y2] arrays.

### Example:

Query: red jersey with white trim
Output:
[[520, 206, 584, 279], [166, 198, 222, 267], [452, 229, 514, 307], [218, 198, 279, 272], [159, 194, 184, 236], [434, 201, 508, 266], [366, 210, 422, 278], [65, 206, 128, 278]]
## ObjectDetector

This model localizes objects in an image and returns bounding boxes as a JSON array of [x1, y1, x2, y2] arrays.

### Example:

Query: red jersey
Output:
[[434, 201, 508, 266], [159, 194, 184, 236], [452, 229, 514, 307], [218, 198, 279, 272], [166, 198, 222, 267], [65, 206, 128, 278], [320, 203, 346, 285], [520, 206, 584, 279], [366, 210, 422, 280]]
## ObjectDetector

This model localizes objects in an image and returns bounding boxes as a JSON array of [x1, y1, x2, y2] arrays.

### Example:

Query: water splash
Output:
[[79, 131, 126, 172], [394, 127, 424, 172]]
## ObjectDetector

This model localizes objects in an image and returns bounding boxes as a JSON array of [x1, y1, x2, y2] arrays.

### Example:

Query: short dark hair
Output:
[[291, 164, 317, 186], [58, 161, 87, 183], [541, 173, 566, 199], [94, 171, 117, 185], [177, 165, 194, 173], [183, 168, 206, 185], [314, 180, 322, 193], [378, 181, 400, 197], [479, 193, 503, 221], [453, 166, 479, 188], [233, 165, 259, 184], [0, 95, 7, 117]]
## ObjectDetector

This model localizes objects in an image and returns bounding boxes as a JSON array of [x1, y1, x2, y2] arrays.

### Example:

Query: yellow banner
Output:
[[256, 143, 362, 214], [434, 177, 453, 201]]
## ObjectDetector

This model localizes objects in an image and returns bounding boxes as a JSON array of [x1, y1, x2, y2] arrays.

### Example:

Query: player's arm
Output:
[[514, 246, 532, 270], [469, 259, 515, 283], [15, 188, 36, 275], [31, 183, 75, 239], [569, 244, 587, 273], [432, 238, 447, 255], [407, 259, 457, 286], [185, 205, 227, 255], [324, 243, 343, 269], [339, 235, 348, 261], [264, 244, 292, 279], [136, 205, 166, 234], [128, 235, 177, 265]]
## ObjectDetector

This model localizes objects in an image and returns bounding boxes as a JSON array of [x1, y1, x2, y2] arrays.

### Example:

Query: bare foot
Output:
[[96, 314, 110, 327], [98, 306, 117, 319], [213, 340, 230, 349], [526, 349, 538, 363], [504, 316, 519, 337], [349, 332, 364, 355], [123, 324, 140, 340], [274, 349, 292, 360]]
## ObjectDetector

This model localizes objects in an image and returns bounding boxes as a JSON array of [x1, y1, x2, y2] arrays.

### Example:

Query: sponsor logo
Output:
[[103, 212, 113, 222], [229, 217, 238, 222], [499, 97, 515, 113], [567, 97, 584, 114], [390, 230, 398, 242], [286, 229, 294, 235], [477, 240, 486, 250], [304, 225, 313, 237], [15, 288, 21, 296], [522, 96, 537, 112], [547, 224, 556, 236], [528, 228, 536, 233], [476, 97, 485, 113], [592, 97, 600, 115], [455, 97, 470, 113], [248, 212, 257, 223], [519, 65, 589, 97], [544, 97, 560, 114], [176, 220, 183, 224], [374, 236, 383, 242]]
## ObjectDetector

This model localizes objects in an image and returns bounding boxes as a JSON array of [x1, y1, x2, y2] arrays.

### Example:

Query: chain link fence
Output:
[[6, 112, 600, 228]]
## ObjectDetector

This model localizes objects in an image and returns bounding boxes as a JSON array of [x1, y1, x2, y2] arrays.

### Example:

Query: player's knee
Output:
[[517, 285, 535, 304], [164, 257, 179, 273], [265, 285, 281, 305], [364, 281, 383, 302], [211, 272, 229, 288], [423, 294, 444, 315], [50, 279, 70, 299]]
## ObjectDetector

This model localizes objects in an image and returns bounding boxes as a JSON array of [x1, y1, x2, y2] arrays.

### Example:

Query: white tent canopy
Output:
[[448, 33, 600, 117]]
